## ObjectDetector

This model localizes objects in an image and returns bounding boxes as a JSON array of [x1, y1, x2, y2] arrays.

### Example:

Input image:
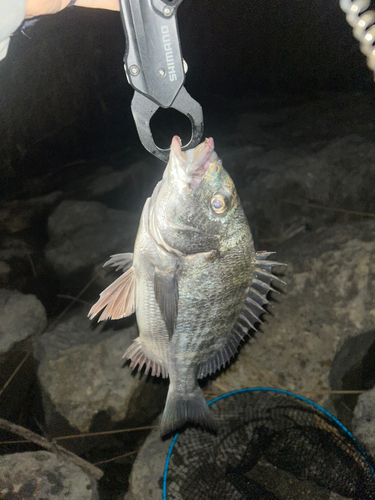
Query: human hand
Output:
[[25, 0, 119, 18]]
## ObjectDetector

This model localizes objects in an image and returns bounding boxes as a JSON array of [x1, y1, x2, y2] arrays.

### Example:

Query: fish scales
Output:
[[89, 136, 284, 435]]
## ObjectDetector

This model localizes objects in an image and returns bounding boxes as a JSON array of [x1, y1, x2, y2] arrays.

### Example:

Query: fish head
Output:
[[149, 136, 242, 255]]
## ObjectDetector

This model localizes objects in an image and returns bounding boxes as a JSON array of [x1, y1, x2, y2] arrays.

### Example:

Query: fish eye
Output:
[[210, 194, 228, 214]]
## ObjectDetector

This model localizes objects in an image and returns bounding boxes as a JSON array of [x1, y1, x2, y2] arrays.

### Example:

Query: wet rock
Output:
[[209, 221, 375, 409], [45, 200, 139, 277], [352, 387, 375, 459], [124, 420, 171, 500], [34, 309, 167, 446], [0, 289, 47, 354], [0, 451, 98, 499]]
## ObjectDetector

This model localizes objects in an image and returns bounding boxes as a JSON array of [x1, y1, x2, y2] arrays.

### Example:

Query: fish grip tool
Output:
[[119, 0, 204, 162], [163, 388, 375, 500]]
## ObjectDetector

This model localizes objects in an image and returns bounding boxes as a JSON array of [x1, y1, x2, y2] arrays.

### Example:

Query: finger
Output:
[[73, 0, 119, 11], [25, 0, 65, 17]]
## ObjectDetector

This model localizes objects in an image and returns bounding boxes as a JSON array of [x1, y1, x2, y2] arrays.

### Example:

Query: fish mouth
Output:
[[169, 136, 216, 191]]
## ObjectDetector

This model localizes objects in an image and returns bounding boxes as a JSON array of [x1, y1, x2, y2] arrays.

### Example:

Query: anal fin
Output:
[[198, 334, 243, 379], [123, 338, 168, 378]]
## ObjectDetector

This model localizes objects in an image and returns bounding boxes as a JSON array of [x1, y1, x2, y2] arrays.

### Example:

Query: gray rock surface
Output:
[[34, 309, 167, 437], [85, 162, 151, 199], [0, 260, 11, 286], [0, 237, 34, 262], [209, 221, 375, 408], [229, 132, 375, 241], [45, 200, 139, 277], [0, 451, 98, 499], [0, 191, 62, 233], [218, 94, 375, 241], [352, 386, 375, 459], [0, 289, 47, 354], [124, 421, 171, 500], [328, 329, 375, 427]]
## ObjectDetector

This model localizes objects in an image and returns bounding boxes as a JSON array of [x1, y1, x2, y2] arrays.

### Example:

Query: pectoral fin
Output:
[[154, 266, 179, 340], [88, 267, 136, 321]]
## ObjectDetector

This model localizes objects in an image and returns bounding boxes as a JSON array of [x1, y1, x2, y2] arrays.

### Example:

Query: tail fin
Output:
[[160, 385, 217, 437]]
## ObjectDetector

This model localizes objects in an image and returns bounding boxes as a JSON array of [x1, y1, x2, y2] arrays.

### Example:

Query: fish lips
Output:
[[166, 136, 218, 192]]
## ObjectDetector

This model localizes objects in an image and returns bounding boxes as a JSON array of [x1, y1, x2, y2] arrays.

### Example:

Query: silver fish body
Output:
[[89, 137, 283, 435]]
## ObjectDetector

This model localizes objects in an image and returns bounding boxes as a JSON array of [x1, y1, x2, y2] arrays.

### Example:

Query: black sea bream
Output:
[[89, 137, 284, 435]]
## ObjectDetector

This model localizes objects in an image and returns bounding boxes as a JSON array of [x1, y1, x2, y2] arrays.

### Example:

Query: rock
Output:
[[0, 237, 34, 262], [329, 329, 375, 427], [45, 200, 139, 277], [217, 94, 375, 241], [0, 451, 98, 499], [0, 191, 62, 233], [229, 133, 375, 241], [124, 420, 171, 500], [34, 309, 167, 446], [352, 387, 375, 459], [208, 221, 375, 410], [0, 260, 11, 286], [0, 290, 46, 420], [0, 289, 47, 354], [86, 166, 131, 197]]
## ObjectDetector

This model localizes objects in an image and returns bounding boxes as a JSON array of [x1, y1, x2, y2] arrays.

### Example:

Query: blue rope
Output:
[[163, 433, 179, 500]]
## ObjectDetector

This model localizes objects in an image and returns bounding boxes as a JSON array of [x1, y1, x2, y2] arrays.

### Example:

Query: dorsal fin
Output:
[[197, 252, 285, 379]]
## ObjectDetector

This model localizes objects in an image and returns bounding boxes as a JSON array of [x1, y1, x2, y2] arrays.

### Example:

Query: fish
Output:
[[88, 136, 284, 436]]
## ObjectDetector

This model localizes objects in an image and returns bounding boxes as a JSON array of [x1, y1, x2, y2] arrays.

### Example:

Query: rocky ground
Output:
[[1, 92, 375, 499]]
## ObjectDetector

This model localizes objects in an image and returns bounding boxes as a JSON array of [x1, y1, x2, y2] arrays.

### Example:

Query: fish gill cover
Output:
[[163, 388, 375, 500]]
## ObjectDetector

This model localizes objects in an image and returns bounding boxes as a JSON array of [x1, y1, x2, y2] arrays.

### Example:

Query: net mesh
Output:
[[164, 389, 375, 500]]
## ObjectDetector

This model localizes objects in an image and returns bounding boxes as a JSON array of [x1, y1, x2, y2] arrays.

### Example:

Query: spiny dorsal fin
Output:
[[237, 251, 285, 327], [88, 266, 136, 321], [154, 266, 179, 340], [198, 252, 285, 379], [123, 338, 168, 378]]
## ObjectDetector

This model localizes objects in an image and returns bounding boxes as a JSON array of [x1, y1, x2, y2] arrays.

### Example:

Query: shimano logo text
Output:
[[161, 25, 177, 82]]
